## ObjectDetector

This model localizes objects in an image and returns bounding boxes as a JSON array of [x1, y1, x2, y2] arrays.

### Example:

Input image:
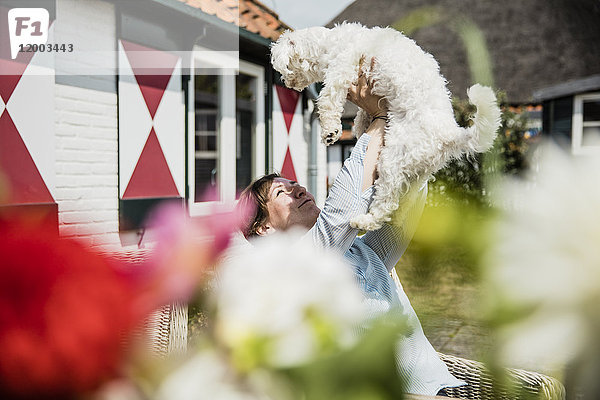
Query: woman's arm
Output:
[[361, 119, 385, 192], [308, 58, 388, 253], [350, 57, 387, 193], [361, 184, 427, 272], [309, 131, 376, 252], [348, 56, 427, 270]]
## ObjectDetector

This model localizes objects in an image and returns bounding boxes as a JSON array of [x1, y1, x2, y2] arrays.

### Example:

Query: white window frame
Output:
[[188, 50, 265, 216], [572, 93, 600, 155]]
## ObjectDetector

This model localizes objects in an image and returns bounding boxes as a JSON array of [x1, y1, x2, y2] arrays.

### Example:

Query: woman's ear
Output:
[[256, 224, 274, 237]]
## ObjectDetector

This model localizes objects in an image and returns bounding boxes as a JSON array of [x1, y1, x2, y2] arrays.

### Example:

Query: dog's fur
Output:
[[271, 22, 501, 230]]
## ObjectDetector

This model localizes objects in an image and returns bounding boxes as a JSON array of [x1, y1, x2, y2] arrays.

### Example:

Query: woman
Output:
[[238, 61, 464, 396]]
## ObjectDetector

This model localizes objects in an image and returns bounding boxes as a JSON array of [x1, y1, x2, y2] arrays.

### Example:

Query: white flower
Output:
[[155, 351, 260, 400], [485, 142, 600, 371], [213, 230, 365, 369]]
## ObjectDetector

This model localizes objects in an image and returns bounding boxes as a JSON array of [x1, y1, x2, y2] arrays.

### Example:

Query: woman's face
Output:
[[259, 177, 321, 235]]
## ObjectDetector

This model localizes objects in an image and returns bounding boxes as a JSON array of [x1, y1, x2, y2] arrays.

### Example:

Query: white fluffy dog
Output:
[[271, 22, 501, 231]]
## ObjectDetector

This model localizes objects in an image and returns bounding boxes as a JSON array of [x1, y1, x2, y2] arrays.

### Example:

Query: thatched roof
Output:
[[328, 0, 600, 104]]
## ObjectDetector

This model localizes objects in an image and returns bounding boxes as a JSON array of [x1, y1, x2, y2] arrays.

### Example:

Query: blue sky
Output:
[[261, 0, 355, 29]]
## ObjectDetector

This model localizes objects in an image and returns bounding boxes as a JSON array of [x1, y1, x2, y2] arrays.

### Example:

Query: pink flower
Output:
[[124, 199, 255, 306]]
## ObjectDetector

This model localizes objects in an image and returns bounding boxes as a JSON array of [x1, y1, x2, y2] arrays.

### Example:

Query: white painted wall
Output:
[[54, 0, 120, 247], [287, 104, 308, 187]]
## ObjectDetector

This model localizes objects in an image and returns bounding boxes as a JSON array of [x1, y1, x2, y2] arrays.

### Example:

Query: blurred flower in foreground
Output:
[[124, 224, 408, 400], [0, 218, 136, 399], [148, 231, 403, 400], [484, 143, 600, 379], [214, 231, 365, 371], [154, 350, 260, 400], [130, 200, 254, 309]]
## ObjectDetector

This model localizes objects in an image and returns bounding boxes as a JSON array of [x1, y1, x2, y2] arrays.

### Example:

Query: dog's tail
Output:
[[464, 84, 502, 153]]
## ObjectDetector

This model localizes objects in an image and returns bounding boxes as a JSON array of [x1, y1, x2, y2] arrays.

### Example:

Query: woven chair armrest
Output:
[[437, 352, 565, 400], [106, 248, 188, 356]]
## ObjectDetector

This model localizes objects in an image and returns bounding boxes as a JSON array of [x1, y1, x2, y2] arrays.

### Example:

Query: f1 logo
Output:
[[7, 8, 49, 59]]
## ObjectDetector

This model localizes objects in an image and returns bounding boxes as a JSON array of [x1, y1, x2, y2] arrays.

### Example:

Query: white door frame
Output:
[[188, 50, 265, 216]]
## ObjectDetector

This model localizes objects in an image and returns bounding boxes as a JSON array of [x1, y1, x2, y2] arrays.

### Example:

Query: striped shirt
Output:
[[306, 133, 465, 396]]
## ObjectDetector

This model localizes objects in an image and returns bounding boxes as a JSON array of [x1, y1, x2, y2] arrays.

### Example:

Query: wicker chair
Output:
[[108, 248, 188, 356], [438, 352, 566, 400], [112, 249, 565, 399], [391, 269, 565, 399]]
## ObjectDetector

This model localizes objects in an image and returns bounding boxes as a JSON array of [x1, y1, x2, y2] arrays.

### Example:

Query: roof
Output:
[[328, 0, 600, 104], [177, 0, 291, 41], [533, 74, 600, 102]]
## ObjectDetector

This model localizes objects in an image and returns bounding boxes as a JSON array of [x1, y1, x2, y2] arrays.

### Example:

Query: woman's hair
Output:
[[238, 173, 280, 239]]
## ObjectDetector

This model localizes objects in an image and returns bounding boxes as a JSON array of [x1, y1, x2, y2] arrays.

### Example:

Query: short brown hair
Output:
[[238, 173, 280, 239]]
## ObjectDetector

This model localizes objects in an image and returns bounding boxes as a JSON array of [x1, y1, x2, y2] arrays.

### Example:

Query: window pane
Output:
[[583, 99, 600, 122], [582, 126, 600, 147], [236, 73, 255, 197], [551, 97, 573, 136], [195, 75, 219, 202]]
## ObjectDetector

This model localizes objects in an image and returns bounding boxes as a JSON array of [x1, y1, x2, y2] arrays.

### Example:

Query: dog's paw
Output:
[[321, 130, 341, 145], [320, 124, 343, 146]]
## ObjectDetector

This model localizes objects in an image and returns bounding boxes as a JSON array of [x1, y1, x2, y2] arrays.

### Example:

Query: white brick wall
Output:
[[54, 0, 121, 248], [55, 84, 121, 247]]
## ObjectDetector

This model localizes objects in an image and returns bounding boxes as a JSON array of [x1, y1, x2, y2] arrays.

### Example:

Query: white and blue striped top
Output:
[[306, 133, 465, 396]]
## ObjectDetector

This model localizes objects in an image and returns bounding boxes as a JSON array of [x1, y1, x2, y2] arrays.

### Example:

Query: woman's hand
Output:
[[347, 57, 387, 192], [347, 57, 387, 118]]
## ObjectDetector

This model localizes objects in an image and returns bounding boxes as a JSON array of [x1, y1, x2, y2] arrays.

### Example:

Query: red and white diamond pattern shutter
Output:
[[118, 40, 184, 200], [273, 84, 305, 183], [0, 7, 55, 207]]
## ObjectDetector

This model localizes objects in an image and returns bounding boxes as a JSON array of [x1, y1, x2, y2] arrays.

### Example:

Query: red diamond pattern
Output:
[[275, 85, 300, 181], [122, 128, 179, 199], [0, 111, 54, 203], [0, 6, 36, 102], [275, 85, 300, 132], [0, 6, 54, 205], [120, 40, 180, 199], [121, 40, 179, 119], [280, 148, 297, 182], [0, 59, 34, 103]]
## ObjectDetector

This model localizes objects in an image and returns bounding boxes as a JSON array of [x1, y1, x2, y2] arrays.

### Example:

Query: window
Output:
[[572, 93, 600, 155], [194, 75, 219, 202], [236, 73, 255, 195], [189, 52, 265, 215]]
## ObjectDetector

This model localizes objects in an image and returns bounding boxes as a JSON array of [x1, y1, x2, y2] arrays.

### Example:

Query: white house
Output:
[[0, 0, 328, 248]]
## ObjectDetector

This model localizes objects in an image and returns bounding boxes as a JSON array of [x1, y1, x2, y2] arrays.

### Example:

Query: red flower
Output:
[[0, 220, 135, 399]]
